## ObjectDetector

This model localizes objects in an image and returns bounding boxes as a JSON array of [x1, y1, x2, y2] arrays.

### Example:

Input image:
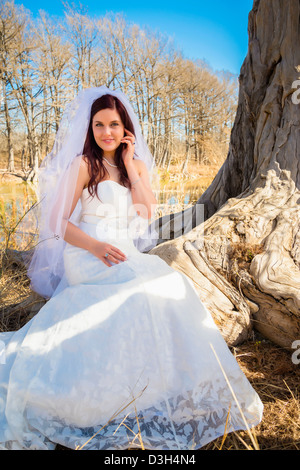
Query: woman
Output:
[[62, 93, 158, 270], [0, 87, 263, 450]]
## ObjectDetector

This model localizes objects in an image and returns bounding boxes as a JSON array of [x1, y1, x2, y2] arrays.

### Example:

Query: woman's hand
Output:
[[89, 240, 127, 267], [120, 129, 136, 167]]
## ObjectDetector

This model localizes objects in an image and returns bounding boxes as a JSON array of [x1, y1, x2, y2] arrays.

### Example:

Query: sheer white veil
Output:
[[24, 86, 160, 299]]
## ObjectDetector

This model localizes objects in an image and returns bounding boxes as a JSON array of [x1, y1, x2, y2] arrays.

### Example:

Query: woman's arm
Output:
[[120, 128, 157, 220], [126, 159, 157, 220]]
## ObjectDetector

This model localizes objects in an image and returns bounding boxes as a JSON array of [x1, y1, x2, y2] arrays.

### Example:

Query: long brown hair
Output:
[[82, 94, 136, 198]]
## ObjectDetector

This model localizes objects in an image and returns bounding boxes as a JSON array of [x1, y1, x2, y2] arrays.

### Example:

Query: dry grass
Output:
[[157, 161, 221, 204], [202, 338, 300, 450], [0, 253, 33, 332], [1, 160, 300, 451]]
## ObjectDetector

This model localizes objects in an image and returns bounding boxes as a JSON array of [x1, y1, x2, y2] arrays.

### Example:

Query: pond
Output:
[[0, 180, 37, 250]]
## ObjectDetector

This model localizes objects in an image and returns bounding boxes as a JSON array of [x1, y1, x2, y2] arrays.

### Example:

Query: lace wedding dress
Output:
[[0, 180, 263, 450]]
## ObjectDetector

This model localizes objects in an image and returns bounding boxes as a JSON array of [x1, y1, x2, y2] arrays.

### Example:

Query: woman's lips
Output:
[[102, 139, 114, 143]]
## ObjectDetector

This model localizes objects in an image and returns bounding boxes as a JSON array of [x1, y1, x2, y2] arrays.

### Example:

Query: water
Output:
[[0, 180, 37, 249]]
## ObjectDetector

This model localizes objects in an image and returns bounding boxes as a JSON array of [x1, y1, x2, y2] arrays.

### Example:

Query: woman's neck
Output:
[[102, 152, 117, 166]]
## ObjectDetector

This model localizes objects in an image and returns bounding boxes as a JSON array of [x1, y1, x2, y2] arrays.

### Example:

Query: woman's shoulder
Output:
[[76, 155, 90, 189], [80, 155, 89, 168], [79, 155, 91, 177]]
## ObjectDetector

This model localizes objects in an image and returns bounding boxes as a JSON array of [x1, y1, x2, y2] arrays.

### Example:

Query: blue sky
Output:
[[16, 0, 254, 75]]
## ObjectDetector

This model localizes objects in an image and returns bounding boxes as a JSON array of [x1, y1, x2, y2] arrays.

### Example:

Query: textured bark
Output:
[[151, 0, 300, 348]]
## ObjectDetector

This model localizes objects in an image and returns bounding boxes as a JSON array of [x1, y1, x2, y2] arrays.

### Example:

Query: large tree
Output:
[[151, 0, 300, 349]]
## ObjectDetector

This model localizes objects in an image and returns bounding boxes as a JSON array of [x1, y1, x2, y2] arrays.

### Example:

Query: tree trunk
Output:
[[25, 132, 40, 183], [7, 147, 15, 173], [2, 80, 15, 172], [150, 0, 300, 349]]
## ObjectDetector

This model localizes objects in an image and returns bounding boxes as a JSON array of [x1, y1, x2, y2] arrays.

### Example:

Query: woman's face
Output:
[[92, 107, 125, 157]]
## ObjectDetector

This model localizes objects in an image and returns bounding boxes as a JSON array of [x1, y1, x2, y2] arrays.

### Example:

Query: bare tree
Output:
[[0, 1, 27, 172], [9, 28, 42, 182], [64, 3, 99, 92], [35, 10, 72, 158], [0, 4, 237, 185]]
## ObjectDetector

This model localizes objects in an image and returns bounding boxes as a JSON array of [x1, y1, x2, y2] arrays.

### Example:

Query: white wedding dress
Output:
[[0, 180, 263, 450]]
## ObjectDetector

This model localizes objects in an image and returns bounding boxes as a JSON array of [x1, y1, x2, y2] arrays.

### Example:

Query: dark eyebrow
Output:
[[94, 120, 121, 124]]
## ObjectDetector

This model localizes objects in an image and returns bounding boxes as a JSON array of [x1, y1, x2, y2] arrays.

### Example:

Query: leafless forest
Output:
[[0, 0, 238, 180]]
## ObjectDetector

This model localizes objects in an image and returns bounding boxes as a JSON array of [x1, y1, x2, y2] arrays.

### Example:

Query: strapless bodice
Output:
[[80, 180, 134, 225], [74, 179, 149, 259], [64, 179, 151, 283]]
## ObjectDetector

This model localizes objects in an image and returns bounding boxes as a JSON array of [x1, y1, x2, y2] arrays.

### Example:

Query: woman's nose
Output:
[[102, 126, 111, 136]]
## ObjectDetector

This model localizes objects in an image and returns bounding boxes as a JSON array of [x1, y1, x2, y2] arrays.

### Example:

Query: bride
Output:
[[0, 87, 263, 450]]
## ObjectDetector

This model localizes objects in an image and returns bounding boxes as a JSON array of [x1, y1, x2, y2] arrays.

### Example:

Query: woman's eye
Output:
[[95, 123, 119, 127], [94, 123, 120, 129]]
